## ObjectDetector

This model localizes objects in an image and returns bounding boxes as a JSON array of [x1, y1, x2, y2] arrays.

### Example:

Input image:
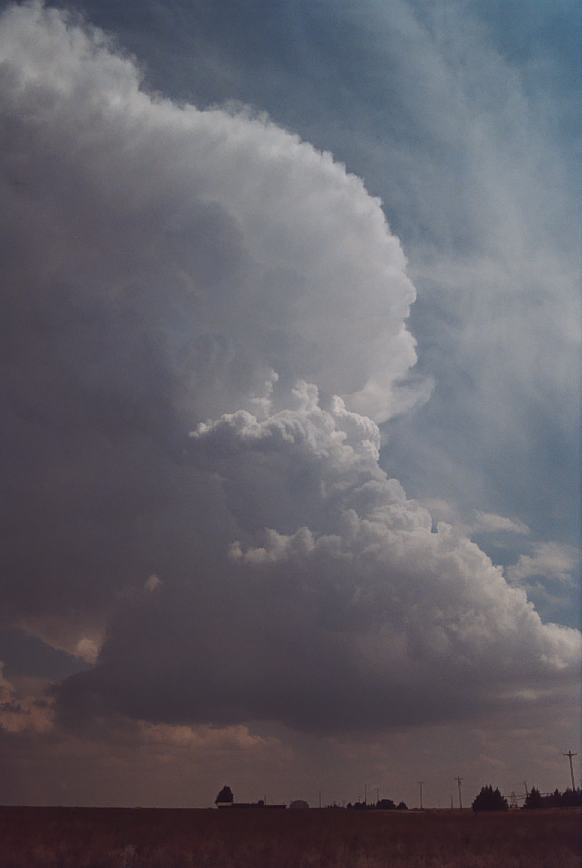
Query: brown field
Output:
[[0, 805, 580, 868]]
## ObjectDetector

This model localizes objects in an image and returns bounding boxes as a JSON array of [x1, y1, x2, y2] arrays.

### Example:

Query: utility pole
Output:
[[364, 784, 367, 806], [454, 777, 463, 810], [376, 787, 380, 804], [417, 781, 424, 810], [563, 751, 578, 791], [523, 781, 529, 799]]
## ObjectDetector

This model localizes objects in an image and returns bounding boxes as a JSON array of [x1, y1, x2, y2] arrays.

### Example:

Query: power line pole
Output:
[[364, 784, 367, 806], [523, 781, 529, 799], [417, 781, 424, 810], [563, 750, 578, 791], [454, 777, 463, 810]]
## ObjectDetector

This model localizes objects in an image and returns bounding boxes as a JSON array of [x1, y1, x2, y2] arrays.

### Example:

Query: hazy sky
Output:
[[0, 0, 580, 808]]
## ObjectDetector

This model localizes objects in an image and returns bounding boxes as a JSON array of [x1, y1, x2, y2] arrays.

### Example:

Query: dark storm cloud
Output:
[[0, 2, 579, 742]]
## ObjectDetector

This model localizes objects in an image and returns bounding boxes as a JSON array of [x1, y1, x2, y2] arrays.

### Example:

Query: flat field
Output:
[[0, 805, 580, 868]]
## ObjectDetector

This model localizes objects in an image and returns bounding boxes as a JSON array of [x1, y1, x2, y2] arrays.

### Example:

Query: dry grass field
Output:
[[0, 805, 580, 868]]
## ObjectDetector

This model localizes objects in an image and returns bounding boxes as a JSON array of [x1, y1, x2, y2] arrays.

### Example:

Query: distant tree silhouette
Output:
[[560, 788, 582, 808], [472, 786, 508, 812], [524, 787, 543, 809], [519, 786, 582, 809], [215, 785, 234, 804], [547, 789, 561, 808], [396, 801, 408, 810], [376, 798, 395, 810]]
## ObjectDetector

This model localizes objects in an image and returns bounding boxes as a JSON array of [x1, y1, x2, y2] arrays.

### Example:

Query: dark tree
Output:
[[524, 787, 543, 809], [560, 788, 582, 807], [215, 785, 234, 804], [377, 799, 395, 810], [472, 786, 509, 812], [548, 789, 561, 808], [396, 801, 408, 810]]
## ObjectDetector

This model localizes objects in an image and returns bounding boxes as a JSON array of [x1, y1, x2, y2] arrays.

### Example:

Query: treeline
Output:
[[347, 799, 408, 811], [472, 785, 582, 812], [524, 787, 582, 809]]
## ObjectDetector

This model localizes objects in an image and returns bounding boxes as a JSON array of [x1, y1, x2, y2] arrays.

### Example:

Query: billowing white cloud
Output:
[[185, 385, 580, 725], [61, 382, 580, 733], [0, 0, 420, 428], [0, 0, 419, 655], [0, 2, 579, 743]]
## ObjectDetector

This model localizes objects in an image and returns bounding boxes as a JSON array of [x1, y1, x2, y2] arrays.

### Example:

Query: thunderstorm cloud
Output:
[[0, 2, 579, 751]]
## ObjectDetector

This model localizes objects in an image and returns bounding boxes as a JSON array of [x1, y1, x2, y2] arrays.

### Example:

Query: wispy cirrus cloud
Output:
[[472, 512, 530, 537], [507, 542, 580, 586]]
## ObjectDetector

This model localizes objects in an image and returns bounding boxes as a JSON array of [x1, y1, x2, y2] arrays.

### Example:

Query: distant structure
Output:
[[289, 800, 310, 810], [215, 787, 285, 810], [222, 800, 286, 810], [215, 785, 234, 807]]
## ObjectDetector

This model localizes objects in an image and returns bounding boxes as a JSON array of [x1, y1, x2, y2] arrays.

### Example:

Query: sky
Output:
[[0, 0, 580, 809]]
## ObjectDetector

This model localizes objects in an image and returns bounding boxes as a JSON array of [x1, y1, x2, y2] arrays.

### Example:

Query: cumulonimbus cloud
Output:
[[1, 2, 580, 736]]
